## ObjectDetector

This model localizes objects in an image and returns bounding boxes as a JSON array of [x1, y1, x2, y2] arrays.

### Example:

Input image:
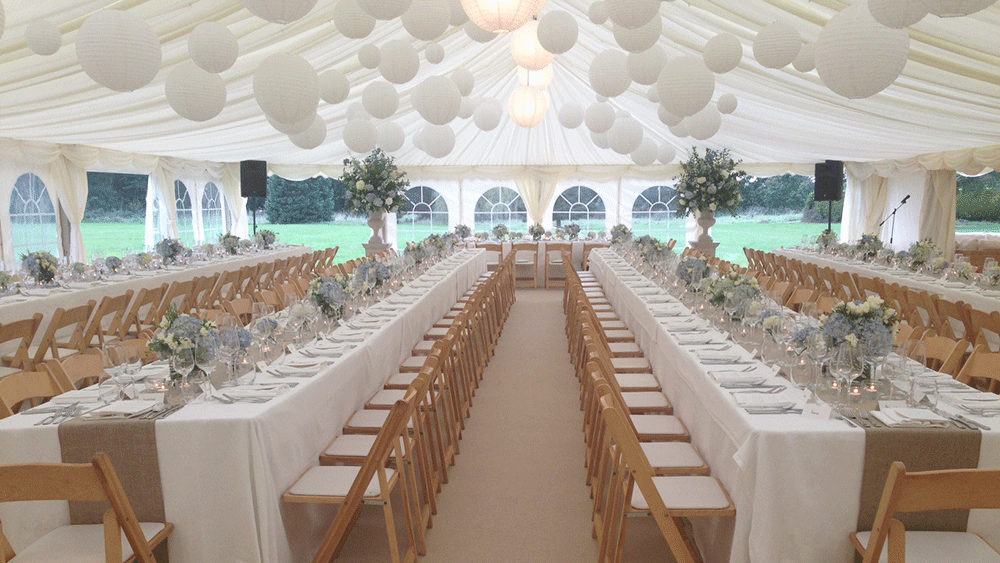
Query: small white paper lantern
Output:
[[319, 70, 350, 104], [589, 1, 608, 24], [612, 15, 661, 54], [377, 122, 405, 152], [379, 40, 420, 84], [449, 0, 469, 25], [657, 143, 676, 164], [792, 43, 815, 73], [0, 3, 5, 40], [77, 10, 162, 92], [687, 104, 721, 140], [646, 85, 659, 103], [268, 113, 314, 134], [334, 0, 375, 39], [606, 0, 659, 29], [344, 118, 378, 153], [656, 55, 714, 117], [290, 115, 327, 149], [461, 0, 548, 34], [585, 102, 615, 133], [703, 33, 741, 74], [668, 120, 689, 138], [815, 2, 909, 99], [362, 81, 399, 119], [657, 105, 682, 126], [402, 0, 451, 40], [358, 44, 381, 69], [537, 10, 578, 54], [630, 138, 657, 166], [422, 124, 455, 158], [508, 85, 549, 128], [358, 0, 411, 20], [608, 115, 643, 155], [254, 53, 319, 124], [474, 98, 503, 130], [426, 43, 445, 64], [346, 102, 367, 120], [753, 21, 801, 69], [717, 93, 738, 114], [26, 20, 62, 56], [188, 22, 238, 74], [242, 0, 319, 23], [451, 68, 475, 96], [589, 50, 631, 98], [518, 64, 554, 89], [922, 0, 997, 17], [458, 97, 476, 119], [868, 0, 927, 28], [511, 20, 554, 71], [464, 20, 497, 42], [591, 130, 611, 149], [413, 75, 462, 124], [558, 101, 584, 128], [627, 45, 667, 86], [165, 61, 226, 122]]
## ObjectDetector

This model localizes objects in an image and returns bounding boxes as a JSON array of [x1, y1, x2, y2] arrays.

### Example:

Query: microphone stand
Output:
[[878, 196, 910, 246]]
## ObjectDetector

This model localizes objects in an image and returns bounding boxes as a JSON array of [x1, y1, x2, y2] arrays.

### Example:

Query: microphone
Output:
[[901, 194, 910, 204]]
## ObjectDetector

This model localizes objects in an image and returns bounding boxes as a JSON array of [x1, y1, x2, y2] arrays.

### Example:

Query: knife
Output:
[[954, 414, 990, 431]]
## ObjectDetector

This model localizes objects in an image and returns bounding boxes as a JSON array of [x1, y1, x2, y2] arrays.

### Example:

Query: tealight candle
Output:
[[849, 384, 863, 404]]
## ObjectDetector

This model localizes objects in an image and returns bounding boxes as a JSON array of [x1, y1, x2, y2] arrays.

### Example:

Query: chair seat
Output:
[[630, 414, 689, 440], [608, 342, 643, 357], [323, 434, 377, 460], [344, 409, 413, 433], [0, 365, 22, 378], [412, 340, 435, 355], [641, 442, 709, 475], [611, 357, 652, 372], [13, 522, 167, 563], [852, 531, 1000, 563], [595, 311, 618, 320], [631, 476, 731, 512], [288, 465, 395, 499], [601, 320, 627, 330], [604, 328, 635, 342], [424, 327, 448, 340], [385, 372, 421, 389], [622, 391, 671, 410], [399, 355, 426, 372], [615, 373, 660, 391], [368, 389, 407, 408]]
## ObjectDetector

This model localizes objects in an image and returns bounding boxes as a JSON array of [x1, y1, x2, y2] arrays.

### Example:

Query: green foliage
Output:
[[957, 172, 1000, 221], [246, 196, 265, 213], [740, 174, 814, 213], [84, 172, 148, 222], [263, 176, 335, 224], [802, 191, 844, 223], [675, 148, 746, 217]]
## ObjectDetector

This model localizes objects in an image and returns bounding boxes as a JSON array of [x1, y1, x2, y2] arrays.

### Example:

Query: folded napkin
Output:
[[711, 373, 768, 387], [61, 282, 92, 290], [329, 330, 370, 343], [675, 331, 725, 345], [50, 388, 102, 404], [83, 399, 159, 419], [644, 295, 675, 304], [281, 353, 327, 368], [871, 407, 950, 428], [222, 385, 290, 401], [696, 349, 750, 364], [266, 363, 318, 377], [19, 288, 51, 297], [106, 274, 133, 282], [941, 281, 971, 289], [661, 317, 708, 331], [733, 392, 796, 409], [132, 270, 160, 277], [940, 392, 1000, 408]]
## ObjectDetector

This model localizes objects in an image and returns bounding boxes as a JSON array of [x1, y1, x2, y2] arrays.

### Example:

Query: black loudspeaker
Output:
[[814, 160, 844, 202], [240, 160, 267, 198]]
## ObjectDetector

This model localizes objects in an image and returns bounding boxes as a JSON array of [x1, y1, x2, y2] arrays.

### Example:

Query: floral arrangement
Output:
[[926, 256, 949, 275], [528, 223, 545, 241], [705, 271, 761, 314], [202, 243, 217, 256], [676, 255, 710, 285], [587, 231, 597, 240], [137, 253, 154, 267], [20, 250, 59, 284], [855, 234, 883, 260], [0, 271, 13, 293], [424, 233, 449, 253], [476, 232, 488, 241], [816, 229, 838, 249], [674, 148, 746, 217], [906, 238, 940, 270], [760, 310, 784, 335], [70, 262, 88, 276], [309, 274, 352, 319], [554, 227, 566, 239], [341, 148, 409, 215], [821, 296, 898, 358], [105, 256, 123, 273], [148, 305, 219, 375], [492, 224, 509, 240], [635, 235, 674, 265], [255, 229, 277, 249], [354, 257, 390, 290], [220, 326, 253, 352], [404, 240, 425, 264], [565, 223, 581, 240], [952, 261, 976, 280], [219, 233, 241, 255], [610, 224, 632, 244], [598, 231, 606, 239], [155, 238, 189, 265], [454, 224, 472, 239], [791, 326, 822, 349], [982, 265, 1000, 287]]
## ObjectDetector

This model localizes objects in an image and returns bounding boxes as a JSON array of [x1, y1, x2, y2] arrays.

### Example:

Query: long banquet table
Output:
[[588, 249, 1000, 563], [0, 248, 487, 563]]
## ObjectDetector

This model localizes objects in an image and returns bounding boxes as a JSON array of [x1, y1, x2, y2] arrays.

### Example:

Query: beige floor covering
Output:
[[334, 289, 675, 563]]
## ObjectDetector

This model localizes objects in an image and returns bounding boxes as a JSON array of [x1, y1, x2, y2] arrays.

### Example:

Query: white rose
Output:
[[678, 198, 686, 206], [707, 186, 717, 195], [386, 197, 393, 205], [356, 180, 365, 189], [709, 202, 717, 211], [697, 177, 706, 184], [845, 334, 859, 347]]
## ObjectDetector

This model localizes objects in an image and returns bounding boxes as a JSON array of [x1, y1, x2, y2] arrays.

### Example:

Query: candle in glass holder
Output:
[[147, 377, 168, 392], [849, 384, 863, 403], [864, 380, 879, 401]]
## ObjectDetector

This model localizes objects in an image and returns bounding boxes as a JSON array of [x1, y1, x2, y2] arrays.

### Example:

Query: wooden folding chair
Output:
[[968, 309, 1000, 353], [921, 334, 968, 377], [957, 344, 1000, 394], [83, 291, 135, 348], [157, 279, 197, 318], [545, 241, 573, 288], [0, 368, 63, 418], [30, 300, 97, 366], [583, 241, 610, 270], [0, 313, 43, 373], [122, 283, 168, 338], [44, 348, 108, 392], [510, 242, 538, 288]]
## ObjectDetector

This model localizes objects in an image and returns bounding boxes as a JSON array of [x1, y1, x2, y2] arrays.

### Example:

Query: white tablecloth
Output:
[[589, 249, 1000, 563], [0, 249, 487, 563]]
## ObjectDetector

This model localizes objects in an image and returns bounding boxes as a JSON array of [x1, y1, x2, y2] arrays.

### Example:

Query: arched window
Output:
[[553, 185, 605, 232], [9, 173, 60, 257], [201, 181, 226, 243], [632, 185, 683, 241], [400, 186, 448, 243], [474, 187, 527, 234], [174, 180, 194, 247]]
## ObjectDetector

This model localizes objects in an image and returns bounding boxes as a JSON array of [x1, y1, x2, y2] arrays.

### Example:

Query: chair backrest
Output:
[[83, 290, 135, 347], [189, 274, 219, 313], [157, 279, 196, 319], [32, 300, 97, 365], [967, 308, 1000, 353], [123, 283, 169, 337], [222, 297, 255, 327], [205, 269, 239, 310], [956, 344, 1000, 393], [921, 334, 968, 377], [582, 241, 610, 270], [0, 369, 62, 418], [0, 313, 43, 370], [44, 349, 107, 392], [930, 296, 972, 341]]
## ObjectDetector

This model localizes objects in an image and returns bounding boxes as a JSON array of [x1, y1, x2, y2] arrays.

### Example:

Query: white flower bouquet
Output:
[[674, 148, 746, 217], [341, 148, 409, 215]]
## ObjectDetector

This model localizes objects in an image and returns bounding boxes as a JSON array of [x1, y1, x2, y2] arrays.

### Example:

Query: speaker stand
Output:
[[252, 209, 257, 236]]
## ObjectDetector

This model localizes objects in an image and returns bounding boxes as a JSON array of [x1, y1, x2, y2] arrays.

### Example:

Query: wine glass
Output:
[[830, 344, 860, 404], [196, 334, 220, 400], [171, 347, 196, 403], [218, 327, 241, 388], [102, 341, 125, 380]]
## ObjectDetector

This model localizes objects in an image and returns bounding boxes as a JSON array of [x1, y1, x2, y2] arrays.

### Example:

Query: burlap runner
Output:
[[58, 417, 165, 524]]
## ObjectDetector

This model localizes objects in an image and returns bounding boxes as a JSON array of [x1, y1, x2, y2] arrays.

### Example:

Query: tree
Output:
[[957, 172, 1000, 221], [84, 171, 148, 221], [739, 174, 814, 213], [263, 176, 335, 223]]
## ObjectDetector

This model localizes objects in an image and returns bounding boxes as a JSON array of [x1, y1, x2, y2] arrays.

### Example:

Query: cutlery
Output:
[[711, 365, 757, 373], [833, 411, 858, 427], [744, 406, 802, 415], [153, 405, 184, 419], [728, 386, 785, 394], [840, 408, 870, 428], [34, 407, 65, 426], [858, 409, 884, 428], [954, 414, 991, 431]]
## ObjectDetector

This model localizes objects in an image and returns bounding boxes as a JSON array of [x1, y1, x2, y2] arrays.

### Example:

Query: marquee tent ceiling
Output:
[[0, 0, 998, 169]]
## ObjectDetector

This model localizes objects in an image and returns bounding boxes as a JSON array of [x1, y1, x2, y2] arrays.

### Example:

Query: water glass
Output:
[[909, 374, 939, 408]]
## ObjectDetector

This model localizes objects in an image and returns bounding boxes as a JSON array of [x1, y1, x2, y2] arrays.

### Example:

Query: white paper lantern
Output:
[[612, 15, 661, 54], [458, 97, 476, 119], [589, 1, 608, 24], [627, 45, 667, 86], [346, 102, 367, 120], [461, 0, 548, 34], [268, 113, 314, 134], [585, 102, 615, 133], [703, 33, 741, 74], [558, 101, 584, 128], [591, 130, 611, 149], [451, 68, 475, 96], [753, 21, 801, 69], [187, 23, 238, 74], [334, 0, 375, 39], [26, 20, 61, 56], [377, 122, 405, 152], [344, 118, 378, 153], [816, 2, 909, 99], [607, 0, 659, 29], [474, 98, 503, 130], [687, 104, 721, 140], [518, 65, 554, 89], [788, 45, 814, 74], [362, 81, 399, 119], [656, 56, 714, 117], [426, 43, 445, 64], [922, 0, 997, 17], [422, 124, 456, 158], [464, 20, 497, 42], [358, 44, 381, 69], [449, 0, 469, 25], [511, 21, 554, 71], [717, 93, 738, 114], [290, 115, 327, 149], [630, 138, 657, 166], [657, 105, 682, 126], [253, 52, 319, 124], [402, 0, 451, 40], [0, 3, 5, 40], [537, 10, 578, 54], [590, 50, 631, 98], [242, 0, 318, 23], [657, 143, 676, 164], [596, 94, 608, 103], [508, 85, 549, 128], [646, 85, 659, 103], [319, 70, 350, 104], [379, 40, 420, 84], [165, 61, 226, 122], [868, 0, 927, 28], [668, 120, 688, 138], [77, 10, 162, 92], [608, 116, 643, 155], [413, 75, 462, 124], [358, 0, 411, 20]]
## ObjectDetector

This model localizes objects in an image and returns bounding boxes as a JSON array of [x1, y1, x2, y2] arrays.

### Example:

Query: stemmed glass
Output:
[[195, 334, 220, 400], [830, 343, 861, 404], [803, 332, 828, 403], [171, 347, 196, 403], [100, 341, 126, 402], [218, 327, 242, 388]]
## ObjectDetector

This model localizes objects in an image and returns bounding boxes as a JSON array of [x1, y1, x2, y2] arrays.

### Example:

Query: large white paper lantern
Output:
[[449, 0, 469, 25], [451, 68, 475, 96], [646, 85, 659, 103], [668, 120, 688, 138], [358, 0, 411, 20], [26, 20, 61, 56], [402, 0, 451, 40], [379, 40, 420, 84], [422, 124, 455, 157], [627, 45, 667, 86], [608, 116, 643, 155], [362, 81, 399, 119], [792, 44, 815, 73], [657, 143, 676, 164], [165, 61, 226, 122], [537, 10, 578, 54], [0, 3, 5, 40], [922, 0, 997, 16], [518, 64, 554, 89], [589, 50, 631, 98], [656, 56, 714, 117], [346, 102, 367, 120], [606, 0, 659, 29], [344, 118, 378, 153], [242, 0, 318, 23], [377, 122, 405, 152], [815, 2, 909, 99], [77, 10, 162, 92], [511, 20, 554, 71], [703, 33, 741, 74], [188, 22, 238, 73], [657, 105, 682, 127], [268, 113, 314, 134], [591, 130, 611, 150], [334, 0, 375, 39], [868, 0, 927, 28], [753, 21, 801, 69], [319, 70, 350, 104], [461, 0, 548, 34], [464, 20, 496, 42], [290, 115, 327, 149], [358, 44, 381, 69], [253, 52, 319, 124], [458, 97, 476, 119], [558, 101, 584, 128], [589, 1, 608, 24], [413, 75, 462, 124], [474, 98, 503, 130], [612, 15, 661, 54], [630, 138, 657, 166], [426, 42, 445, 64], [508, 85, 549, 128], [585, 102, 615, 133], [687, 104, 721, 140], [717, 93, 738, 114]]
